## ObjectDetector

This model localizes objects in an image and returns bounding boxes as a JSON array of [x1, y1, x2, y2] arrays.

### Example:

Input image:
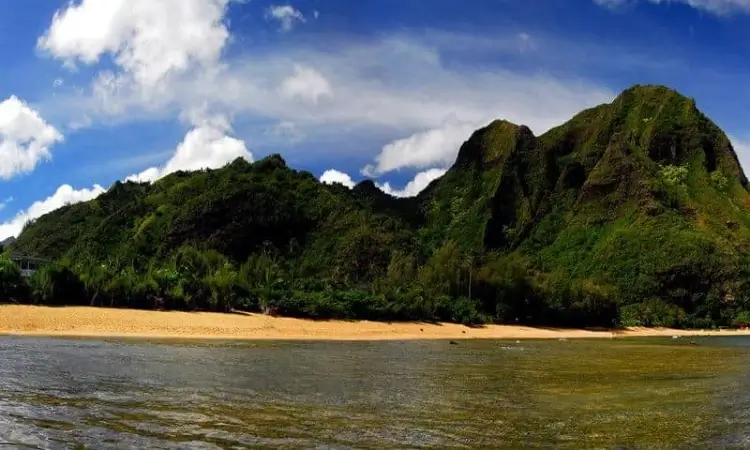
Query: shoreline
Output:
[[1, 305, 750, 341]]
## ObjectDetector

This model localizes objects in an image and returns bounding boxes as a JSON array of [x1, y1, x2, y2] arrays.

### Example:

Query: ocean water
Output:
[[0, 336, 749, 449]]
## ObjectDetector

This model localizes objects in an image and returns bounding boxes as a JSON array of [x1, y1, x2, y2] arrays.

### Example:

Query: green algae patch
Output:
[[457, 339, 750, 449]]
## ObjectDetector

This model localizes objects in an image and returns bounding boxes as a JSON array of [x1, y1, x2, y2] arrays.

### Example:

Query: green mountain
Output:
[[13, 155, 415, 283], [417, 85, 750, 319], [9, 84, 750, 328]]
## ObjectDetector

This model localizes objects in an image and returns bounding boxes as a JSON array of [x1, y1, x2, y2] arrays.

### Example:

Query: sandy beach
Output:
[[0, 305, 749, 340]]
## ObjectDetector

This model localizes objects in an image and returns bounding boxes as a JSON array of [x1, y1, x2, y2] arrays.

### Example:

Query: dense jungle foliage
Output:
[[7, 84, 750, 328]]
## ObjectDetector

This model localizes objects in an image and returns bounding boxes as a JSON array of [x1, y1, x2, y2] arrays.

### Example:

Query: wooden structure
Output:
[[9, 254, 51, 278]]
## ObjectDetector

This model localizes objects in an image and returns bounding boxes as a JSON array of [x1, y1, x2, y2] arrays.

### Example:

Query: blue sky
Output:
[[1, 0, 750, 238]]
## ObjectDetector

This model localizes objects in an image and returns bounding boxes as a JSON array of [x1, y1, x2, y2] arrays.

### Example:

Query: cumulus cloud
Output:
[[594, 0, 750, 14], [0, 96, 63, 180], [377, 168, 447, 198], [279, 65, 333, 103], [0, 184, 105, 240], [38, 0, 231, 109], [363, 122, 478, 176], [319, 169, 355, 188], [266, 5, 306, 32], [127, 113, 253, 183], [320, 167, 444, 196]]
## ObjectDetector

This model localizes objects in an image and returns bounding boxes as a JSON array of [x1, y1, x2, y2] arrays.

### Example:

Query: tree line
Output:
[[3, 240, 750, 329]]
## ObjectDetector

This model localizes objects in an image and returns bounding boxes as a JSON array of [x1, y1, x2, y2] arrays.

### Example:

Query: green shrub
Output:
[[660, 164, 689, 186], [619, 299, 687, 328]]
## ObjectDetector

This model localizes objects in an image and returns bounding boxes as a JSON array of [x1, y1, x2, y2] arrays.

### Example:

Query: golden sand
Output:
[[0, 305, 748, 340]]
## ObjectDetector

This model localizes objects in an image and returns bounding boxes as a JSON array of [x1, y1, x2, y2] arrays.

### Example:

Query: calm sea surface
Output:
[[1, 336, 750, 449]]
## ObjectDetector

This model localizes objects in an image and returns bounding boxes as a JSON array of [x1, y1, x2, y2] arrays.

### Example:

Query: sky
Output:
[[3, 0, 750, 239]]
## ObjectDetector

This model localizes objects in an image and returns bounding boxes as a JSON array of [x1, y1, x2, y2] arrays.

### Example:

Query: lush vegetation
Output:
[[7, 84, 750, 328]]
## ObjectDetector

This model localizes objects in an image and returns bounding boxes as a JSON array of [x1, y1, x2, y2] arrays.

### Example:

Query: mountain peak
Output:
[[548, 84, 746, 187], [609, 84, 697, 124], [616, 83, 691, 101], [254, 154, 288, 171], [454, 120, 535, 169], [420, 83, 750, 254]]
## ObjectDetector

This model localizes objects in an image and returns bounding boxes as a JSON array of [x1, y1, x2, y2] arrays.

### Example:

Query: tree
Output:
[[78, 263, 110, 306], [204, 262, 239, 312], [0, 254, 23, 300]]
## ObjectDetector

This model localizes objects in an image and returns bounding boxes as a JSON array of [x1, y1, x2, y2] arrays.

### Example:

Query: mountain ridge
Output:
[[418, 84, 748, 250], [7, 83, 750, 328]]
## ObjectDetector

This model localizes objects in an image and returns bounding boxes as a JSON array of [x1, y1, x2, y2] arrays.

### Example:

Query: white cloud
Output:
[[164, 116, 250, 174], [266, 5, 306, 32], [0, 96, 63, 180], [729, 135, 750, 175], [320, 166, 444, 196], [127, 113, 253, 183], [594, 0, 750, 14], [126, 167, 161, 184], [377, 168, 447, 198], [320, 169, 355, 188], [39, 29, 613, 151], [279, 65, 333, 103], [68, 115, 93, 130], [38, 0, 231, 108], [36, 4, 613, 185], [215, 40, 609, 138], [0, 184, 105, 240], [363, 122, 478, 176]]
